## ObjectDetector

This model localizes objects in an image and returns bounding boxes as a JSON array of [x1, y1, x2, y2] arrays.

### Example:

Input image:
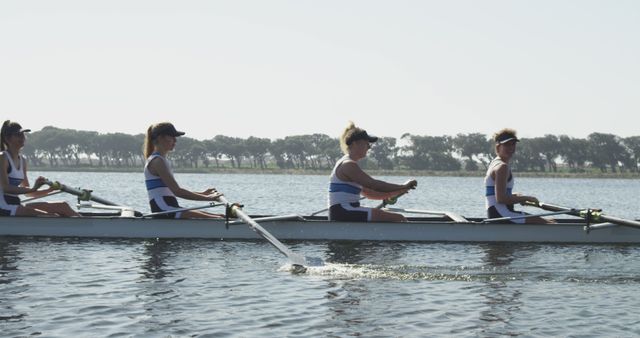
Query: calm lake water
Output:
[[2, 172, 640, 337]]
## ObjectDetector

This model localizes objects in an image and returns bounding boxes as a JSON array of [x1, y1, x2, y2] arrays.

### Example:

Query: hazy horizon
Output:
[[2, 1, 639, 140]]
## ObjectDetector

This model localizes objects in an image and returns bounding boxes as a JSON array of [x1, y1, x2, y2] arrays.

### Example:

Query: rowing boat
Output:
[[1, 213, 638, 243]]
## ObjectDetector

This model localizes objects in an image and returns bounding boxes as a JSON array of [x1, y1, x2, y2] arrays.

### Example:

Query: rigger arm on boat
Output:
[[336, 161, 417, 200]]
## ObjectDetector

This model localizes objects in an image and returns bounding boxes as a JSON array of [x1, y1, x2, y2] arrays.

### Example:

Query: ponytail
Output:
[[1, 120, 11, 151], [143, 125, 155, 158], [339, 121, 357, 154]]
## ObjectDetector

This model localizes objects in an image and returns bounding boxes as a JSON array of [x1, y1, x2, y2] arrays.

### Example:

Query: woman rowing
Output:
[[143, 122, 223, 219], [328, 122, 417, 222], [484, 128, 553, 224], [0, 120, 79, 217]]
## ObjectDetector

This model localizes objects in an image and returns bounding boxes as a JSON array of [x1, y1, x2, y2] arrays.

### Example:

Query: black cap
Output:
[[151, 123, 185, 139], [346, 129, 378, 145], [495, 131, 519, 144], [2, 121, 31, 135]]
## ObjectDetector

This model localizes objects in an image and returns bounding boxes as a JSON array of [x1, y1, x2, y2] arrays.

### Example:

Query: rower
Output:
[[0, 120, 79, 217], [484, 129, 554, 224], [328, 121, 417, 222], [143, 122, 223, 219]]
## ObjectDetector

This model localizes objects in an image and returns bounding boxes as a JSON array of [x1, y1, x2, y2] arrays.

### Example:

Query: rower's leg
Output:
[[25, 202, 80, 217], [16, 205, 55, 217], [371, 209, 407, 222], [181, 209, 224, 219]]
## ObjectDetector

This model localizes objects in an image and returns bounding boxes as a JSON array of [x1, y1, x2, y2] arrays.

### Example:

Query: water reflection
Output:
[[0, 237, 25, 324], [139, 239, 173, 280], [476, 243, 535, 336], [319, 241, 412, 336], [325, 240, 405, 264], [0, 238, 20, 279]]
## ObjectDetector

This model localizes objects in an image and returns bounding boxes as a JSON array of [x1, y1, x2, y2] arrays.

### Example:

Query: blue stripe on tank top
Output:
[[485, 187, 512, 196], [146, 178, 167, 190], [329, 183, 362, 195], [9, 177, 22, 186]]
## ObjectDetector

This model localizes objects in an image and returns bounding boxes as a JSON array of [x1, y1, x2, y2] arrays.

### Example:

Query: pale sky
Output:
[[1, 0, 639, 141]]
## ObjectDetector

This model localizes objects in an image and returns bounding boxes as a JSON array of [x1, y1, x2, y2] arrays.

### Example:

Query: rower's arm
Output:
[[494, 164, 537, 205], [338, 161, 410, 194], [150, 158, 218, 201], [22, 162, 53, 198], [0, 154, 43, 195]]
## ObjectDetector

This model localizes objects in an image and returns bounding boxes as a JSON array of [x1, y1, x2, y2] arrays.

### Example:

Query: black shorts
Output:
[[487, 205, 527, 224], [329, 203, 371, 222], [149, 196, 182, 219]]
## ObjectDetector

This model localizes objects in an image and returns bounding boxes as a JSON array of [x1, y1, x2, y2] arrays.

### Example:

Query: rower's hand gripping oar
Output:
[[218, 195, 309, 271], [526, 201, 640, 230], [375, 179, 417, 209]]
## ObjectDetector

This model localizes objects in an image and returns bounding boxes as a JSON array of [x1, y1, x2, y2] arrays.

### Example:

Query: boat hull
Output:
[[1, 216, 639, 243]]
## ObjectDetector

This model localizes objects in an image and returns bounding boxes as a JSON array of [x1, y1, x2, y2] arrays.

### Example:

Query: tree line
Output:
[[20, 126, 640, 173]]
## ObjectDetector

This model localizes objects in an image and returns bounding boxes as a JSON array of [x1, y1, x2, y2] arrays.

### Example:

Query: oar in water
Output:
[[217, 195, 309, 270], [528, 201, 640, 230]]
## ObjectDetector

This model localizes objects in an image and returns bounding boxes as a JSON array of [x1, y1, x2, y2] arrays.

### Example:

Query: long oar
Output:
[[227, 214, 304, 225], [46, 180, 122, 206], [217, 195, 308, 268], [382, 207, 469, 222], [529, 201, 640, 230], [480, 210, 573, 224], [21, 190, 64, 203], [141, 202, 225, 218], [310, 196, 366, 216], [375, 191, 409, 209]]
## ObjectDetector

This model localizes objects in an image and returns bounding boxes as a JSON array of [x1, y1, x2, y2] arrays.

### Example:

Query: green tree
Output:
[[558, 135, 588, 171], [401, 134, 460, 171], [453, 133, 489, 171], [370, 137, 397, 170], [587, 133, 629, 173], [624, 136, 640, 172], [215, 135, 246, 168], [245, 136, 271, 169], [537, 134, 561, 172]]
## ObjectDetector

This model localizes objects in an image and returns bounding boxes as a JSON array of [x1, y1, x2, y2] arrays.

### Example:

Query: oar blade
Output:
[[218, 196, 310, 268]]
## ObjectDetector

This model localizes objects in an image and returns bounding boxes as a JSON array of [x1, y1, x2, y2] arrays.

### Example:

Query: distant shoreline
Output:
[[30, 166, 640, 179]]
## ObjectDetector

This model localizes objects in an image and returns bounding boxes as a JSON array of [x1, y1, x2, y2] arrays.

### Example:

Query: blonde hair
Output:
[[493, 128, 518, 154], [143, 124, 155, 158], [143, 122, 177, 158], [492, 128, 517, 143], [339, 121, 358, 154]]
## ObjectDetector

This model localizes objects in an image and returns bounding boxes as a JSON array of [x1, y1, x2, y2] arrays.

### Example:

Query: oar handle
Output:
[[376, 191, 407, 209], [376, 180, 417, 209], [45, 180, 121, 207]]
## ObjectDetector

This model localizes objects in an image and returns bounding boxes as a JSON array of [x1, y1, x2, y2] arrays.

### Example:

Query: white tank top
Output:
[[144, 152, 176, 202], [328, 155, 363, 207], [1, 152, 25, 197], [484, 157, 514, 210]]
